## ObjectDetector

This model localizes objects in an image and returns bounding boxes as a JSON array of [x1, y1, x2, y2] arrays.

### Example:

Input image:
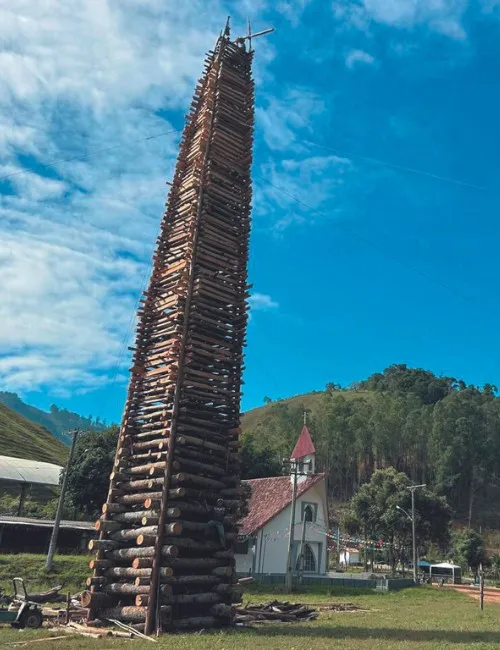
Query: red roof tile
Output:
[[290, 425, 316, 460], [239, 473, 325, 536]]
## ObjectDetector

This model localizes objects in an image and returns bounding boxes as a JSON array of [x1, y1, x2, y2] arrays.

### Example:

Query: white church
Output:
[[235, 423, 329, 576]]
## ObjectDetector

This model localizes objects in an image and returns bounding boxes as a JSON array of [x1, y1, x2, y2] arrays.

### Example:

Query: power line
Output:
[[301, 139, 485, 191], [0, 129, 180, 182]]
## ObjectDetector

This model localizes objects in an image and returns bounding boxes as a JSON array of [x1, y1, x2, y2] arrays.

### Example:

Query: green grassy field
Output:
[[0, 554, 89, 595], [0, 555, 499, 649], [0, 403, 68, 465]]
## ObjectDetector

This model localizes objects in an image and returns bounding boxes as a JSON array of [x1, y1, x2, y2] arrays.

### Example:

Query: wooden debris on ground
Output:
[[41, 603, 88, 622], [8, 637, 70, 647], [235, 600, 319, 624], [42, 620, 139, 640]]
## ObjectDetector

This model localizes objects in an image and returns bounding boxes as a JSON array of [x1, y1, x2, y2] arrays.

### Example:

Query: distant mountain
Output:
[[0, 392, 109, 443], [0, 402, 68, 465]]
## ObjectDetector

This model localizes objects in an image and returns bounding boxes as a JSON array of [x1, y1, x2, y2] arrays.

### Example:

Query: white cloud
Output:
[[248, 293, 279, 310], [255, 154, 352, 233], [256, 89, 324, 151], [276, 0, 313, 26], [0, 0, 272, 396], [333, 0, 468, 40], [345, 49, 376, 68]]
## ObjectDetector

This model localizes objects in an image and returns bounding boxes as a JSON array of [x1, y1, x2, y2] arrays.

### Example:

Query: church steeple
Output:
[[290, 411, 316, 478]]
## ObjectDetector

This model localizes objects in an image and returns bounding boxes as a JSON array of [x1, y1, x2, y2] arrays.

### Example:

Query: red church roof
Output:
[[290, 425, 316, 460], [239, 473, 325, 536]]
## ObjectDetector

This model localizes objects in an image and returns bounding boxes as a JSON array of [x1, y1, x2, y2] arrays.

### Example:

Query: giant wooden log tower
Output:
[[84, 25, 254, 634]]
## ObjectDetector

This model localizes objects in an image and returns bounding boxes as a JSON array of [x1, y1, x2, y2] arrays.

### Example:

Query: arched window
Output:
[[296, 543, 316, 573], [304, 505, 314, 522], [304, 544, 316, 572]]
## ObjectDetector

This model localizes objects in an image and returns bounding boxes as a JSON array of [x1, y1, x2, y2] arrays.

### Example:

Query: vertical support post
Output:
[[17, 483, 29, 517], [480, 566, 484, 611], [406, 483, 425, 584], [298, 512, 307, 584], [66, 591, 71, 624], [45, 429, 79, 572], [411, 489, 417, 584], [337, 525, 341, 569], [285, 462, 298, 592]]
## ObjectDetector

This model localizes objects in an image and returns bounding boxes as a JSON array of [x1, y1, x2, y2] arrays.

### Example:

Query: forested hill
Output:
[[241, 364, 500, 527], [0, 392, 110, 443]]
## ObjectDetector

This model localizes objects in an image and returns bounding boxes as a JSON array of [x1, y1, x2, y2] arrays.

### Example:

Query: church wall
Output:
[[235, 480, 329, 575]]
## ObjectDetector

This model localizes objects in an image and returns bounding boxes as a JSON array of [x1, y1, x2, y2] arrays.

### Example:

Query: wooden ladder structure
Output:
[[83, 26, 254, 635]]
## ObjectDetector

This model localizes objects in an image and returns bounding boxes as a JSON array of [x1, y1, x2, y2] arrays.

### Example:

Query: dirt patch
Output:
[[440, 584, 500, 604]]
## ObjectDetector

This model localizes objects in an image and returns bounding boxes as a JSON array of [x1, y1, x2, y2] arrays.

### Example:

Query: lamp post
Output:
[[396, 483, 426, 584]]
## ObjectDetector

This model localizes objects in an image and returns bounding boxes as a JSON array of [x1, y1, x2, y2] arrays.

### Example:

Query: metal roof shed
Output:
[[0, 456, 62, 486], [0, 455, 63, 516], [0, 516, 95, 554]]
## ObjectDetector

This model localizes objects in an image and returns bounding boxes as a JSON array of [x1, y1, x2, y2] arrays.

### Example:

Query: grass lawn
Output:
[[0, 554, 89, 595], [0, 556, 499, 648]]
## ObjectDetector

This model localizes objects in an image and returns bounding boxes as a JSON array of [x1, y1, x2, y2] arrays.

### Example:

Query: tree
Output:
[[65, 426, 118, 518], [360, 364, 455, 405], [490, 552, 500, 580], [263, 396, 272, 405], [452, 528, 488, 574], [239, 434, 281, 479], [347, 468, 451, 574], [230, 364, 500, 521]]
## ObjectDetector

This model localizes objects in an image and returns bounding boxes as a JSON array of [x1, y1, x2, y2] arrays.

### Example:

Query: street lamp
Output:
[[396, 505, 412, 520], [396, 484, 426, 584]]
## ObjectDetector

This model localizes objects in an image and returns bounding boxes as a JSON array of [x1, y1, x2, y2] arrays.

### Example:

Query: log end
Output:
[[169, 522, 183, 536], [135, 595, 149, 607]]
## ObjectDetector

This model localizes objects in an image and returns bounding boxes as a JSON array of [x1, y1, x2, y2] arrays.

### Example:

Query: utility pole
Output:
[[45, 429, 79, 572], [479, 563, 485, 611], [285, 460, 298, 592], [284, 410, 312, 592], [408, 484, 426, 584], [298, 509, 307, 584]]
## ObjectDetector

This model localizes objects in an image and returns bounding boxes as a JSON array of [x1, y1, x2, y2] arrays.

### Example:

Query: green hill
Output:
[[240, 365, 500, 529], [0, 392, 110, 442], [0, 402, 68, 466], [241, 390, 372, 432]]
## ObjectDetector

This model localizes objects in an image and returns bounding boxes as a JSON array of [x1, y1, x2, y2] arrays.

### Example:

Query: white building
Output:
[[236, 424, 329, 575], [340, 547, 361, 567]]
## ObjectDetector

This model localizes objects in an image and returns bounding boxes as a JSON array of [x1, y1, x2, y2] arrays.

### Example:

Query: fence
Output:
[[243, 573, 415, 591]]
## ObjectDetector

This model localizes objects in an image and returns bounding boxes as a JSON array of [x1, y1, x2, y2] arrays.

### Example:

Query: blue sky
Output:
[[2, 0, 500, 424]]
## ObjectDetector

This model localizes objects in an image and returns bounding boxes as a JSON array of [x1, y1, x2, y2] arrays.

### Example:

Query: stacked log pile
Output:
[[85, 26, 254, 635]]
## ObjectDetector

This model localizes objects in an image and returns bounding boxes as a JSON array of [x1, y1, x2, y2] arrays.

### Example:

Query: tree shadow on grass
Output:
[[251, 625, 500, 645]]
